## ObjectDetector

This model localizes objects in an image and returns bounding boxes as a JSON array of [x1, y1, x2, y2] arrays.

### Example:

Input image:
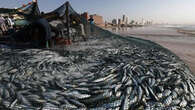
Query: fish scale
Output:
[[120, 94, 129, 110], [163, 96, 173, 106], [180, 98, 187, 107]]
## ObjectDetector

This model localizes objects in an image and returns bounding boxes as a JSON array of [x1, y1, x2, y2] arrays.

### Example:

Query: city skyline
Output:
[[0, 0, 195, 24]]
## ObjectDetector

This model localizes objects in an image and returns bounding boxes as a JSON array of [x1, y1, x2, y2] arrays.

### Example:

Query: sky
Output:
[[0, 0, 195, 24]]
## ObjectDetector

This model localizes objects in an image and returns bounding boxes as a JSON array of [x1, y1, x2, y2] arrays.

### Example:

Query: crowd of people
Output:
[[0, 15, 15, 36]]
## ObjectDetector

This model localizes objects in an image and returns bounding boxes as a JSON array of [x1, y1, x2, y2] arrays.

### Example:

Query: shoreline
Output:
[[109, 25, 195, 74], [133, 35, 195, 74], [177, 29, 195, 36]]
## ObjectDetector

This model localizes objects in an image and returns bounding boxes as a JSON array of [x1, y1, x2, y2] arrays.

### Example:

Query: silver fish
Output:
[[163, 96, 172, 106]]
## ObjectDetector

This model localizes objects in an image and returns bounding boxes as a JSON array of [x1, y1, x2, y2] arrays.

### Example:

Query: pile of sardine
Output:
[[0, 36, 195, 110]]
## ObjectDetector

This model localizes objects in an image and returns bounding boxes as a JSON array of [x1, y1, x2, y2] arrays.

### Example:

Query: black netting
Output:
[[20, 3, 40, 17], [0, 3, 40, 19]]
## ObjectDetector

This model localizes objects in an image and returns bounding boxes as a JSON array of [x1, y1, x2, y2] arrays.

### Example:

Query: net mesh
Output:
[[19, 2, 40, 18]]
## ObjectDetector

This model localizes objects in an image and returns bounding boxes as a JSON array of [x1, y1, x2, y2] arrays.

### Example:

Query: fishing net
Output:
[[0, 2, 40, 19], [18, 2, 40, 18], [0, 2, 195, 110]]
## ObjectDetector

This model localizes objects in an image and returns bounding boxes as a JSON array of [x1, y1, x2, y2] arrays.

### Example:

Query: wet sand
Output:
[[109, 25, 195, 74]]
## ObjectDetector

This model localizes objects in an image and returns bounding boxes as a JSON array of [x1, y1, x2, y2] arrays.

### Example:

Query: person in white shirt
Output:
[[7, 16, 15, 29]]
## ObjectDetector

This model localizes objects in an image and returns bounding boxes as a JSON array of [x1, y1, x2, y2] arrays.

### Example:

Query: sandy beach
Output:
[[108, 25, 195, 74]]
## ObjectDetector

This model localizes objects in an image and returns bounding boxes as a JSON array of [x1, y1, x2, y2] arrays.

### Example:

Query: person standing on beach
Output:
[[88, 15, 94, 35], [88, 15, 94, 24]]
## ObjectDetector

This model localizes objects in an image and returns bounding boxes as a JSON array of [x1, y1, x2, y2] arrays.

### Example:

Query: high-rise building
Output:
[[125, 17, 129, 25], [141, 18, 146, 25], [122, 15, 126, 23], [112, 19, 118, 25], [122, 14, 129, 25], [118, 19, 122, 25]]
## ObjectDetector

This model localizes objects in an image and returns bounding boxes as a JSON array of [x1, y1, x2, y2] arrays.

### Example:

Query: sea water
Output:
[[108, 24, 195, 35], [163, 24, 195, 31], [107, 24, 195, 45]]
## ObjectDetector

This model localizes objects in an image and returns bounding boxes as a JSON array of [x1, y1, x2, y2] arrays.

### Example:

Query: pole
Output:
[[65, 2, 70, 43]]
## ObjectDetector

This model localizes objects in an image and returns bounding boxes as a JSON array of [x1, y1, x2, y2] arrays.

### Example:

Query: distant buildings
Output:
[[122, 15, 126, 23], [122, 15, 128, 25], [118, 19, 122, 25], [112, 19, 117, 25], [110, 15, 153, 27], [145, 20, 153, 25], [125, 17, 129, 25], [130, 20, 135, 25], [110, 14, 130, 27]]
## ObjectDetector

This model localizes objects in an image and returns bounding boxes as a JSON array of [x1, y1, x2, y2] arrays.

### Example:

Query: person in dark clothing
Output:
[[88, 15, 94, 35], [3, 18, 52, 48], [30, 18, 52, 48], [88, 15, 94, 24]]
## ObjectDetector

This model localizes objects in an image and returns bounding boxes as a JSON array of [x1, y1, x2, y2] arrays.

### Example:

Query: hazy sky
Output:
[[1, 0, 195, 24]]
